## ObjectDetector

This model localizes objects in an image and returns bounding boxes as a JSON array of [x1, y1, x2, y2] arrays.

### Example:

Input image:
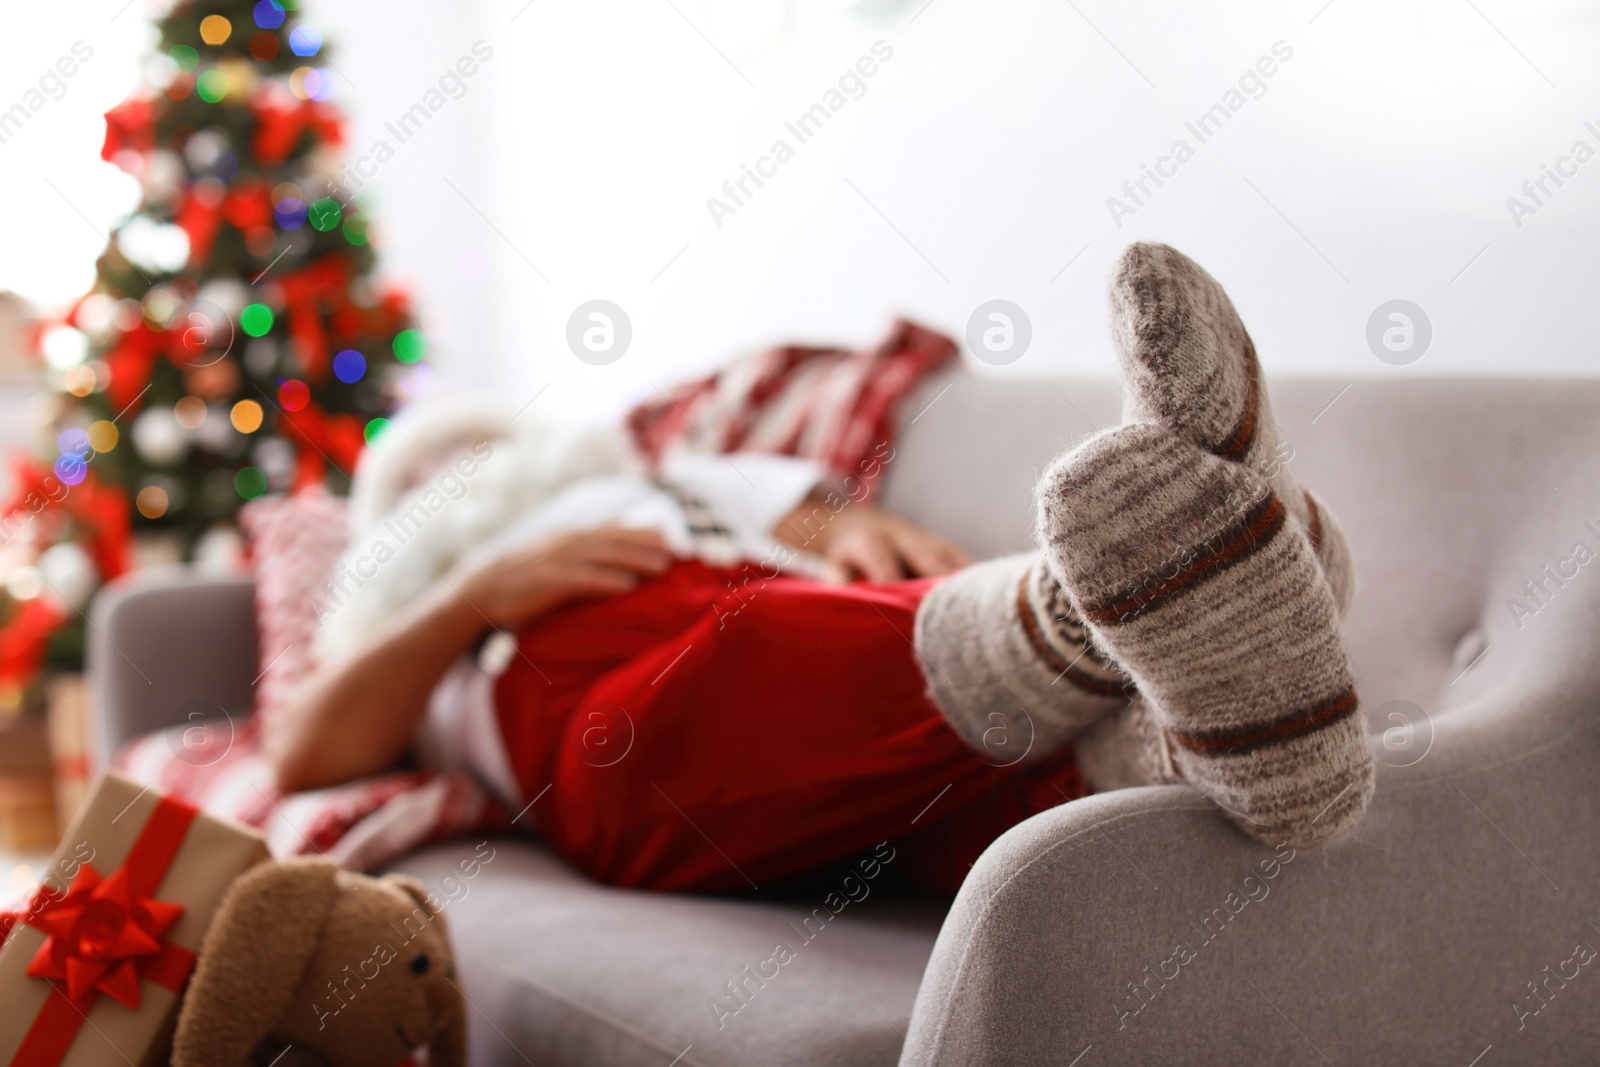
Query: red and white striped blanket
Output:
[[115, 321, 957, 871]]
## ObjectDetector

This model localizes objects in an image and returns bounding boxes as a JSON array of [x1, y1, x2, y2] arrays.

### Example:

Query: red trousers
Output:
[[494, 559, 1085, 894]]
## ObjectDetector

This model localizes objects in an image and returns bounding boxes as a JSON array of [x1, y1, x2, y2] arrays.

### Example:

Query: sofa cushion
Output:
[[390, 839, 947, 1067]]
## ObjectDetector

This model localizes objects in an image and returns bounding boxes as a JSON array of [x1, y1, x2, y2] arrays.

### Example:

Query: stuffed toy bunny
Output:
[[171, 857, 466, 1067]]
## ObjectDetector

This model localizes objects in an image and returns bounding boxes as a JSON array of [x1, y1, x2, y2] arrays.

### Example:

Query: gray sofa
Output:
[[89, 372, 1600, 1065]]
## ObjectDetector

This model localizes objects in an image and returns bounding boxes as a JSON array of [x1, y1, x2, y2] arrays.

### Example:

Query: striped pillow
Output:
[[626, 319, 956, 503], [237, 486, 350, 726]]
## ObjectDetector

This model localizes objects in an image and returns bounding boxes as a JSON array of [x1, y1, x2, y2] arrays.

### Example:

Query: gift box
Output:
[[0, 772, 268, 1067]]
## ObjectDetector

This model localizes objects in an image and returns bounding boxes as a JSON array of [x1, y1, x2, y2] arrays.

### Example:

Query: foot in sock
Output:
[[913, 242, 1366, 827], [914, 553, 1132, 767], [1109, 242, 1353, 611], [1037, 418, 1372, 847]]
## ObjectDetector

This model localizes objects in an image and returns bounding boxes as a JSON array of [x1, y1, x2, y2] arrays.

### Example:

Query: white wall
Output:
[[8, 0, 1599, 425]]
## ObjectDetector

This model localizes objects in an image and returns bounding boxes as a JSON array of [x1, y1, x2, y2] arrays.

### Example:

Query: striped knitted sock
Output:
[[1109, 242, 1353, 611], [1072, 694, 1173, 793], [1037, 423, 1373, 847], [913, 553, 1132, 766]]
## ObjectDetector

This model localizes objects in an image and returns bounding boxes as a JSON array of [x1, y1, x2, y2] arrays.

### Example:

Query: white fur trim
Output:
[[315, 401, 637, 662], [348, 399, 515, 537]]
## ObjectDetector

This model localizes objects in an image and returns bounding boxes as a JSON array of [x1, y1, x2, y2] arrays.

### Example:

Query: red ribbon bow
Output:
[[278, 254, 354, 380], [102, 320, 170, 413], [252, 97, 345, 166], [6, 795, 200, 1067], [277, 400, 366, 490], [22, 863, 185, 1009], [0, 598, 67, 699], [99, 98, 155, 167], [0, 455, 132, 584]]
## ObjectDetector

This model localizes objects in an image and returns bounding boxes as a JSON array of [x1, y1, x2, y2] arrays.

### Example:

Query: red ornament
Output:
[[22, 864, 185, 1009], [278, 379, 310, 411]]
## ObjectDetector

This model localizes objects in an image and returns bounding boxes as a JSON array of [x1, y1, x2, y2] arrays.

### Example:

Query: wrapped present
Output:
[[0, 772, 268, 1067]]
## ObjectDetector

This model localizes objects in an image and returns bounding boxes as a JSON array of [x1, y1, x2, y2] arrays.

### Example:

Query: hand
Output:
[[815, 505, 971, 583], [450, 525, 673, 629]]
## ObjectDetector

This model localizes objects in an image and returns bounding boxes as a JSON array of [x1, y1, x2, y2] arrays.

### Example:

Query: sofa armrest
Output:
[[900, 663, 1600, 1064], [86, 568, 258, 765]]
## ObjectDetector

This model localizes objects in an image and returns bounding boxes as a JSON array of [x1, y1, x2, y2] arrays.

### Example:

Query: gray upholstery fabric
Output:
[[390, 842, 945, 1066], [88, 373, 1600, 1065], [87, 569, 257, 766]]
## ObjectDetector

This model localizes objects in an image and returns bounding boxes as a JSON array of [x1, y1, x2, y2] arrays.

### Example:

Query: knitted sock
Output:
[[1109, 242, 1353, 612], [913, 553, 1132, 766], [1037, 423, 1373, 847], [1072, 694, 1173, 793]]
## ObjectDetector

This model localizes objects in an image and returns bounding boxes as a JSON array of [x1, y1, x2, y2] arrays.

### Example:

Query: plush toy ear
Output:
[[383, 873, 446, 932], [172, 858, 341, 1067], [383, 874, 466, 1067]]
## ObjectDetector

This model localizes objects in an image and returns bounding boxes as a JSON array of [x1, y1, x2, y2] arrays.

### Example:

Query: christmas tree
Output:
[[0, 0, 421, 712]]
